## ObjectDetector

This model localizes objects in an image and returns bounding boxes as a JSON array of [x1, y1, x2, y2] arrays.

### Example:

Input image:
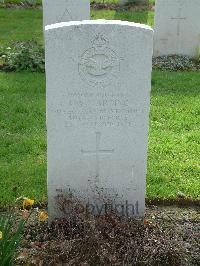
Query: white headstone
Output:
[[154, 0, 200, 57], [45, 20, 153, 220], [42, 0, 90, 26]]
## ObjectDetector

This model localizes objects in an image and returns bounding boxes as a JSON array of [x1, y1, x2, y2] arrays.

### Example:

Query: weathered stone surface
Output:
[[154, 0, 200, 57], [45, 20, 153, 220], [42, 0, 90, 26]]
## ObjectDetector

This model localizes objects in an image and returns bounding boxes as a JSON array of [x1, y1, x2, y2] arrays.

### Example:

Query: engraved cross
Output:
[[81, 132, 114, 179], [171, 7, 186, 36]]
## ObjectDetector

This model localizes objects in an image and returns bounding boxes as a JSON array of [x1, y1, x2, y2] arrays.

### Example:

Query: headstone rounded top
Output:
[[45, 19, 153, 33]]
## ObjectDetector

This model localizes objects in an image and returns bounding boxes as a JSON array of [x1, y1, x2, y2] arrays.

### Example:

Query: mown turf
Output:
[[0, 72, 47, 206], [0, 2, 199, 206], [0, 9, 43, 45], [91, 9, 154, 27], [0, 71, 199, 207], [148, 71, 200, 199], [0, 8, 154, 45]]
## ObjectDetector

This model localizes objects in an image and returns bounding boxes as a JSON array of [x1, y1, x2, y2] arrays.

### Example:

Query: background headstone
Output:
[[154, 0, 200, 57], [42, 0, 90, 26], [45, 20, 153, 220]]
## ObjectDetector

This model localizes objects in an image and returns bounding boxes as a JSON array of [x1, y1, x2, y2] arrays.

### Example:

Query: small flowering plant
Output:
[[0, 213, 26, 265], [0, 196, 48, 265], [38, 211, 48, 222], [0, 41, 45, 72], [22, 197, 35, 209], [0, 197, 35, 265]]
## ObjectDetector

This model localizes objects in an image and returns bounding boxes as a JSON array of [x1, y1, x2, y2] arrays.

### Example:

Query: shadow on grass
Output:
[[114, 10, 149, 24], [151, 70, 200, 95], [114, 0, 150, 24]]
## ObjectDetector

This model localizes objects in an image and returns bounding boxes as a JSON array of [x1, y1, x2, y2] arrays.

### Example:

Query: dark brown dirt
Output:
[[14, 206, 199, 266]]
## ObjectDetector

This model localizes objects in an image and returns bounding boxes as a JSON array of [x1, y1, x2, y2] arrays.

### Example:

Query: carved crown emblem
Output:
[[92, 33, 108, 47], [79, 33, 120, 86]]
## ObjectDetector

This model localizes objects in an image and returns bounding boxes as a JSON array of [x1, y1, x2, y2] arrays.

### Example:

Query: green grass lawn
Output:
[[0, 71, 199, 207], [0, 9, 43, 45], [0, 4, 199, 207], [0, 72, 47, 206], [0, 8, 154, 45]]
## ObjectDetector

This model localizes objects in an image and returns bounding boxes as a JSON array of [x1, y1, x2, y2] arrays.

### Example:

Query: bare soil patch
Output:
[[14, 206, 199, 266]]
